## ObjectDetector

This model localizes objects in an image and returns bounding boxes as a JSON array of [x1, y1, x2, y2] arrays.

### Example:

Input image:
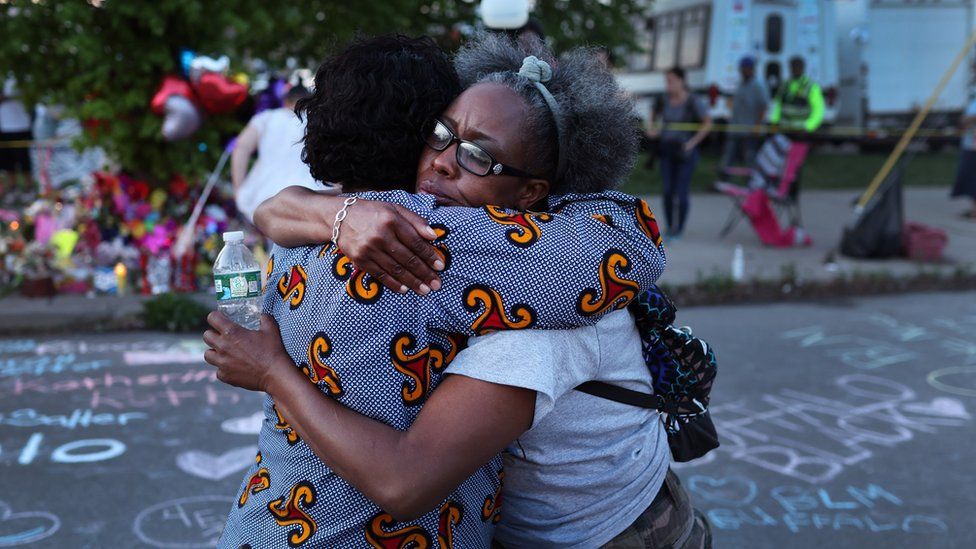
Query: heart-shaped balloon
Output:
[[150, 75, 195, 116], [193, 72, 248, 115]]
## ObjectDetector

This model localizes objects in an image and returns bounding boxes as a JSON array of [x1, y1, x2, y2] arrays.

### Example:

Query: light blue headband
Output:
[[518, 56, 567, 181]]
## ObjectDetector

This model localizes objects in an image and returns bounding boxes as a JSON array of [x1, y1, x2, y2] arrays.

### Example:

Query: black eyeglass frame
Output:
[[423, 119, 543, 180]]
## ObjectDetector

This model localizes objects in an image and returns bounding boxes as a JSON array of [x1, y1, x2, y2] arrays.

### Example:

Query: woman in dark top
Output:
[[647, 67, 712, 239]]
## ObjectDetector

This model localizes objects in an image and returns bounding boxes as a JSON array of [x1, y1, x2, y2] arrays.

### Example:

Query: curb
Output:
[[0, 293, 214, 336], [665, 271, 976, 308], [3, 275, 975, 336]]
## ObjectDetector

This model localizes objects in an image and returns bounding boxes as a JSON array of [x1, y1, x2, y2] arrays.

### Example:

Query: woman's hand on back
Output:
[[253, 187, 445, 295], [338, 200, 444, 295]]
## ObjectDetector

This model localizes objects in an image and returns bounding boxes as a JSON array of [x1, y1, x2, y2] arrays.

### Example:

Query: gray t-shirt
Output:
[[446, 309, 670, 548], [659, 95, 708, 144], [730, 78, 770, 129]]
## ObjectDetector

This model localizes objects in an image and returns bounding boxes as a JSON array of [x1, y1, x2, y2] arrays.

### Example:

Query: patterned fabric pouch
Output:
[[576, 285, 719, 462]]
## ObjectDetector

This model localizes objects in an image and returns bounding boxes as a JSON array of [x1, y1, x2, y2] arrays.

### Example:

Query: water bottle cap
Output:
[[223, 231, 244, 242]]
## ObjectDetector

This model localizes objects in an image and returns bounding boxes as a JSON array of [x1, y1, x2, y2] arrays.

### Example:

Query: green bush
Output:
[[142, 292, 210, 332]]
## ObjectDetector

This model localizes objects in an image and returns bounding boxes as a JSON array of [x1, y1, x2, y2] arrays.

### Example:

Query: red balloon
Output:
[[151, 75, 196, 115], [193, 72, 248, 115]]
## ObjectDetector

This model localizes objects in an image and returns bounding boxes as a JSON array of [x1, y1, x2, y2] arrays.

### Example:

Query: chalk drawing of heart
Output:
[[220, 412, 265, 435], [687, 475, 757, 506], [176, 446, 258, 481], [0, 500, 60, 547], [903, 397, 970, 419]]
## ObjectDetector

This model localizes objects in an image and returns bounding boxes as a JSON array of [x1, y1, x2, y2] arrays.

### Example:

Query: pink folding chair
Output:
[[715, 140, 810, 238]]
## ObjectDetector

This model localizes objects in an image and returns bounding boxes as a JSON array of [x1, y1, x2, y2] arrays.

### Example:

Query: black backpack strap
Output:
[[575, 381, 662, 410]]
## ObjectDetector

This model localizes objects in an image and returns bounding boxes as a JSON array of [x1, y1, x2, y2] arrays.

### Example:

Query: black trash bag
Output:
[[840, 163, 904, 259]]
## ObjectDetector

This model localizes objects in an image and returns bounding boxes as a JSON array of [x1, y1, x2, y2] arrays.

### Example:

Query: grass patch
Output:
[[621, 147, 958, 197], [142, 292, 210, 332]]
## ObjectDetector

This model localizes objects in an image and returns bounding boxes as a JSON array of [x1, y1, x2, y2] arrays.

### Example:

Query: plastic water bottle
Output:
[[731, 244, 745, 282], [213, 231, 262, 330]]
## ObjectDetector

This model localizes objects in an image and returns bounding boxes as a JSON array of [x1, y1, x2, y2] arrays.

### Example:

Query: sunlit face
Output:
[[415, 83, 548, 210]]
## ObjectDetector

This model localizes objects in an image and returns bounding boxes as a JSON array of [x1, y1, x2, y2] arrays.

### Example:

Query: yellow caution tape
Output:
[[856, 27, 976, 210], [651, 121, 966, 139]]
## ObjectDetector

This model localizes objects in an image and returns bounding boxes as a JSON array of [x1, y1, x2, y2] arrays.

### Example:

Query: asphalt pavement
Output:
[[1, 291, 974, 548], [676, 291, 976, 549]]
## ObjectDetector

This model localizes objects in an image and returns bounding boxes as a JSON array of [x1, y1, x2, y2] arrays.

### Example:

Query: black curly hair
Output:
[[296, 35, 462, 192]]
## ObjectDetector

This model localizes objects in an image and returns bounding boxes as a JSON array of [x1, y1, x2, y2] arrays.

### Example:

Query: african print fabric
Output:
[[218, 190, 666, 548]]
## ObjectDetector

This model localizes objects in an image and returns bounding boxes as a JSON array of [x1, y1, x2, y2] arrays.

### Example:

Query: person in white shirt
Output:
[[230, 85, 331, 224], [0, 76, 33, 186]]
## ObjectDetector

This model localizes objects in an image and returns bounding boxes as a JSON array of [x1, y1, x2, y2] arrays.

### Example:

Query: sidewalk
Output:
[[654, 186, 976, 286], [2, 187, 974, 334], [1, 293, 152, 335], [0, 292, 212, 335]]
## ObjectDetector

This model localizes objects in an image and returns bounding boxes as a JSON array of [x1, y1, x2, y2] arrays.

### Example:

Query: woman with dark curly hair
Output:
[[257, 34, 462, 295], [295, 34, 462, 192], [207, 34, 710, 548]]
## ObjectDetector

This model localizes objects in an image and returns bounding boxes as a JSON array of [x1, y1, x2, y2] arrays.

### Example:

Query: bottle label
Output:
[[214, 271, 261, 301]]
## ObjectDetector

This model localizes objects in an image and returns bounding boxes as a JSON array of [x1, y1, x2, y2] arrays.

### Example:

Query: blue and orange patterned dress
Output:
[[219, 190, 666, 548]]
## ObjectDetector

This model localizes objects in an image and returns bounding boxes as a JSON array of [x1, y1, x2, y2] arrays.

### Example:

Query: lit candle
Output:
[[114, 262, 127, 295]]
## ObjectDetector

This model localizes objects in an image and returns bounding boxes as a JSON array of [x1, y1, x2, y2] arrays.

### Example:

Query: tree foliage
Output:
[[0, 0, 646, 183]]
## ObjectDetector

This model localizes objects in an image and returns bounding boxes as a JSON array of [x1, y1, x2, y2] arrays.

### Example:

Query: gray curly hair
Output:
[[454, 33, 638, 193]]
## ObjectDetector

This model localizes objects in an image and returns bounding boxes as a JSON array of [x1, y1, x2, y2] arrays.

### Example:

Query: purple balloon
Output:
[[273, 79, 288, 101], [254, 78, 285, 114]]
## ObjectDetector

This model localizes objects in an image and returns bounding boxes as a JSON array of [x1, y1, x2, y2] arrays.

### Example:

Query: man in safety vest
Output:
[[769, 56, 824, 134]]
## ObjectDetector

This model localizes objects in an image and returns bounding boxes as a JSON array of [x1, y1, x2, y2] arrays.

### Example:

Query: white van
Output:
[[618, 0, 840, 126], [834, 0, 975, 132], [618, 0, 975, 143]]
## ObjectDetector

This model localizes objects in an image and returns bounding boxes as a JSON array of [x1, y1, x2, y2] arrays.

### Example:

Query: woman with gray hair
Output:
[[208, 34, 710, 548]]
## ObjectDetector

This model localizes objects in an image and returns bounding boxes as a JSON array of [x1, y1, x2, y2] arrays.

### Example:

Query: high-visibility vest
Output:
[[775, 76, 823, 131]]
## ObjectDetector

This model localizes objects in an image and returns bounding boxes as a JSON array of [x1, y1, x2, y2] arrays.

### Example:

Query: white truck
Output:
[[834, 0, 975, 137], [618, 0, 841, 126], [618, 0, 975, 144]]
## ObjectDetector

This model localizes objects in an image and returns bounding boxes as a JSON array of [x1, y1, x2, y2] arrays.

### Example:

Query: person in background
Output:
[[0, 75, 32, 187], [769, 56, 824, 135], [648, 67, 712, 240], [951, 92, 976, 219], [720, 56, 768, 168], [230, 85, 331, 225]]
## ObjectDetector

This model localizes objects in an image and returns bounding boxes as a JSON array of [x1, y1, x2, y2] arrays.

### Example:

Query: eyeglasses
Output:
[[423, 119, 542, 179]]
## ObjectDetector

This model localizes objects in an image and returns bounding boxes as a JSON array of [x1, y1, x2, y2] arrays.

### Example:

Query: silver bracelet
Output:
[[331, 196, 359, 248]]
